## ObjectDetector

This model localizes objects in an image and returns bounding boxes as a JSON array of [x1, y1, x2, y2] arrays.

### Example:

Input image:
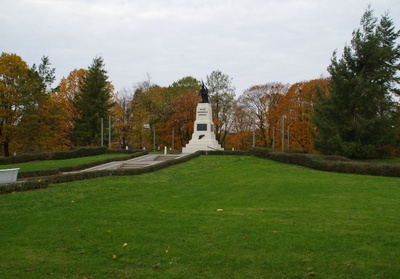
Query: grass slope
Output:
[[1, 156, 399, 278]]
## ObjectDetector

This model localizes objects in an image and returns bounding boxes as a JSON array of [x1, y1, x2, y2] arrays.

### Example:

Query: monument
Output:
[[182, 81, 224, 153]]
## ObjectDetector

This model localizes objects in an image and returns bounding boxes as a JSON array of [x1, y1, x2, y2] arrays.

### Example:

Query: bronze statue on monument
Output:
[[200, 80, 209, 103]]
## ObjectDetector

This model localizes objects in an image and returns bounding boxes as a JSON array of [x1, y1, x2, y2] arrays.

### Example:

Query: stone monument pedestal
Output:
[[182, 103, 224, 154]]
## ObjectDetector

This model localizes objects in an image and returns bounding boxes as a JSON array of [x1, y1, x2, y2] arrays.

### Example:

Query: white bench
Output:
[[0, 168, 20, 184]]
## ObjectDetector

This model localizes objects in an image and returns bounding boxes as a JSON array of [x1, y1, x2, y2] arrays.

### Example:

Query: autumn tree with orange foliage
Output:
[[128, 78, 166, 150], [112, 88, 133, 149], [226, 100, 253, 150], [275, 79, 329, 153], [0, 53, 30, 156], [232, 83, 288, 149], [51, 69, 87, 148], [162, 77, 200, 150]]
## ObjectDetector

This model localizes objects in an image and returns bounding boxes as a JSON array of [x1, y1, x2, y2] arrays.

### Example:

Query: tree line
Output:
[[1, 6, 399, 158]]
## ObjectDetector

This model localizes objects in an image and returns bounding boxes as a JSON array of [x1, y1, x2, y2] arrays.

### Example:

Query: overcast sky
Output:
[[1, 0, 399, 96]]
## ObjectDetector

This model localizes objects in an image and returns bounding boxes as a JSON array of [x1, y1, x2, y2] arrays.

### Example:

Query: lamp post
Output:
[[281, 115, 286, 152], [252, 115, 256, 148], [108, 116, 112, 149], [272, 127, 275, 150], [153, 126, 156, 152], [172, 127, 175, 151], [101, 118, 104, 147]]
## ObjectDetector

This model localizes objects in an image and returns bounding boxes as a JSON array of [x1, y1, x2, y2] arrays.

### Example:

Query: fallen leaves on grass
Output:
[[306, 267, 316, 277]]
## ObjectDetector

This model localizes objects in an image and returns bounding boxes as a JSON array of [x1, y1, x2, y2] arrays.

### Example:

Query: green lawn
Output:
[[0, 154, 132, 172], [1, 156, 399, 278]]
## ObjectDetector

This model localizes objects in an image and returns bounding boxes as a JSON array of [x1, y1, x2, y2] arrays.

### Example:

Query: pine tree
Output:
[[71, 56, 114, 146], [313, 6, 400, 158]]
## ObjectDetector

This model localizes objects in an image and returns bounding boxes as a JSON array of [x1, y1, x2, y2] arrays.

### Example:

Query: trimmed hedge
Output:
[[0, 147, 109, 165], [0, 147, 148, 165], [17, 151, 147, 179], [0, 179, 50, 193], [0, 151, 201, 194], [200, 150, 250, 156], [248, 147, 400, 178]]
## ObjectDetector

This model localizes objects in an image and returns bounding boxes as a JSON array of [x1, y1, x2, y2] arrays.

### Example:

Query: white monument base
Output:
[[182, 103, 224, 154]]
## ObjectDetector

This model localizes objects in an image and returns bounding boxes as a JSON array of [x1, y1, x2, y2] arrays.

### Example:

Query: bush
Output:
[[0, 179, 50, 194], [250, 148, 400, 178], [248, 147, 275, 158], [0, 147, 110, 165], [106, 149, 146, 154], [52, 147, 108, 160], [201, 150, 249, 156], [284, 149, 306, 154], [0, 152, 52, 165]]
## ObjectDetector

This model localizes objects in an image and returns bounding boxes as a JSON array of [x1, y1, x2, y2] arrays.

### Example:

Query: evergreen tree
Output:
[[71, 56, 114, 146], [18, 56, 57, 151], [313, 6, 400, 158]]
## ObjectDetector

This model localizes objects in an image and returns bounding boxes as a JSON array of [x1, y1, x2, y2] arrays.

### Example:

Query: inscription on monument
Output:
[[197, 124, 207, 131], [198, 107, 208, 116]]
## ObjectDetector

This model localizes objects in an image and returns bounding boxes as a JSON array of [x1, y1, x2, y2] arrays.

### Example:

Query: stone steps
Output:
[[154, 155, 180, 161], [119, 162, 150, 169]]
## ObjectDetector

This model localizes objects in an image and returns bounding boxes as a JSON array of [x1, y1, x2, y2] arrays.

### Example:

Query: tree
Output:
[[113, 88, 134, 149], [162, 76, 199, 150], [313, 6, 400, 158], [0, 53, 29, 156], [53, 68, 87, 147], [71, 56, 114, 146], [206, 70, 236, 146], [238, 82, 288, 148], [279, 79, 329, 153], [128, 77, 165, 149], [226, 100, 253, 150], [17, 56, 57, 151]]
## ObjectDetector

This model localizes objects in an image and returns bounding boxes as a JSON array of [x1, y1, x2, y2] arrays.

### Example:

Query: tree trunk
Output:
[[3, 141, 10, 157]]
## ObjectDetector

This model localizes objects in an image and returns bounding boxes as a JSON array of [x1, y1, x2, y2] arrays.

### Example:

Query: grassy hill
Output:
[[1, 155, 399, 278]]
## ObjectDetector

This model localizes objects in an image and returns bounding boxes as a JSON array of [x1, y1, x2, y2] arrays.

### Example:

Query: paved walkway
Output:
[[66, 154, 189, 173]]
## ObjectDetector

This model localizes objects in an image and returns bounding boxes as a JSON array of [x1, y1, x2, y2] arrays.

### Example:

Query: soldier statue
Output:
[[200, 80, 209, 103]]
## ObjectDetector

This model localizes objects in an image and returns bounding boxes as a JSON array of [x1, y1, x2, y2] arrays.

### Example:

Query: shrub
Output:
[[52, 147, 108, 160], [0, 152, 52, 165], [106, 149, 146, 154], [250, 148, 400, 178], [0, 179, 50, 194], [201, 150, 249, 156], [0, 147, 110, 165], [248, 147, 274, 158]]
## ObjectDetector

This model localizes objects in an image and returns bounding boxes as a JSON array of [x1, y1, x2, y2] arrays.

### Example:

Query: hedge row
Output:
[[248, 147, 400, 178], [17, 151, 148, 178], [200, 150, 250, 156], [0, 151, 201, 194], [0, 147, 107, 165], [0, 147, 146, 165]]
